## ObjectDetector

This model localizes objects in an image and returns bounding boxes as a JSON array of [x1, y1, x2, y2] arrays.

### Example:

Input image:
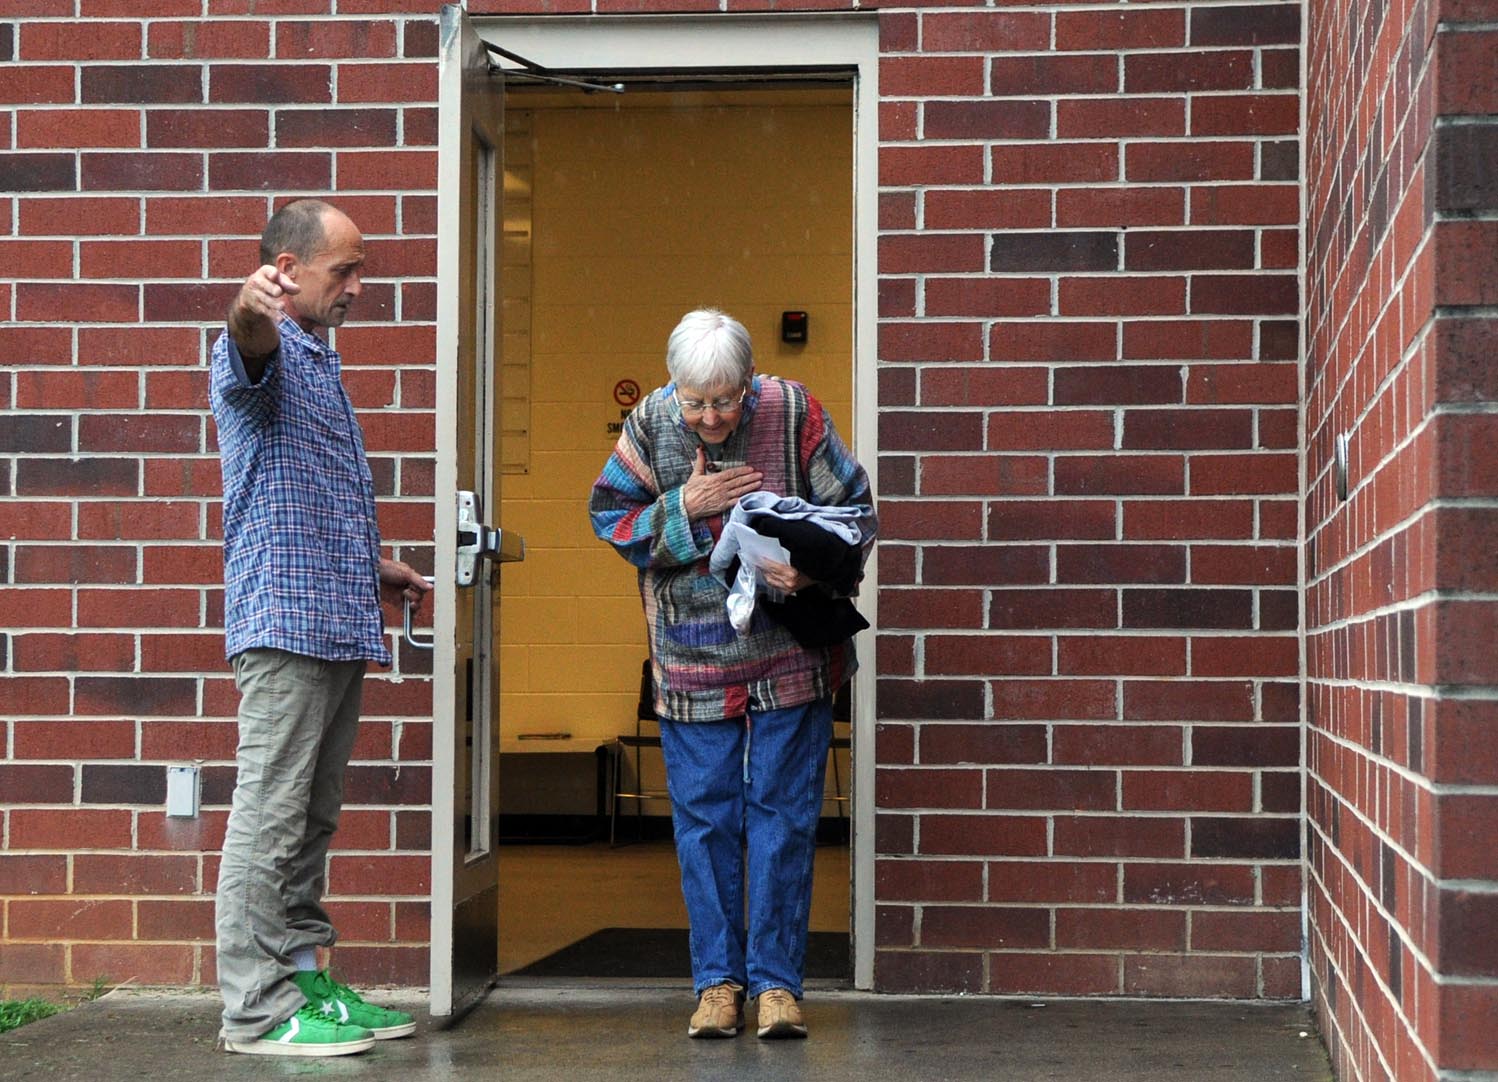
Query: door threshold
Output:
[[497, 975, 854, 991]]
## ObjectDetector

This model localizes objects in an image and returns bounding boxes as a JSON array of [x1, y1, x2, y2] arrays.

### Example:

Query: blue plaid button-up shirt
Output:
[[210, 317, 389, 665]]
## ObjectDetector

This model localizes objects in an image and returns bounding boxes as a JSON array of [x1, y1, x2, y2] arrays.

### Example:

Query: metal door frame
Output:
[[474, 13, 881, 989]]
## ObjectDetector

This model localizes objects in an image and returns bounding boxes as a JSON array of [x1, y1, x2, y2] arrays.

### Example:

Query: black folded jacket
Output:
[[750, 517, 869, 649], [751, 517, 863, 594]]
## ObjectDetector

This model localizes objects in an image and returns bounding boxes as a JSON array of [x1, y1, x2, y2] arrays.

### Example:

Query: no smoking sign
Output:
[[606, 377, 643, 439]]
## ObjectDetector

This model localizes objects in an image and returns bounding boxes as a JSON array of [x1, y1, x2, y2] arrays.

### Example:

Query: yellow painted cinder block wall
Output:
[[498, 89, 853, 745]]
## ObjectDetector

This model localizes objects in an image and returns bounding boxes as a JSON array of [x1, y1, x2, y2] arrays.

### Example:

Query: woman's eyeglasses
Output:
[[677, 388, 747, 417]]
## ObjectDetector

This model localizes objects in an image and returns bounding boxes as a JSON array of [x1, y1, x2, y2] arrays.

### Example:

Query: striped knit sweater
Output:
[[588, 375, 876, 723]]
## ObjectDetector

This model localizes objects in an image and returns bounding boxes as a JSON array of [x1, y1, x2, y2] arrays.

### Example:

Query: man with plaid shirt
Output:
[[209, 199, 429, 1058]]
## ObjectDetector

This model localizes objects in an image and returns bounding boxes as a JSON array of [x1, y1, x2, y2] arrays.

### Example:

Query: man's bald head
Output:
[[260, 200, 365, 332], [260, 199, 341, 267]]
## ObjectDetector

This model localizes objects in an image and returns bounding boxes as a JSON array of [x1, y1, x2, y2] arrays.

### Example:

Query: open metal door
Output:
[[430, 3, 519, 1020]]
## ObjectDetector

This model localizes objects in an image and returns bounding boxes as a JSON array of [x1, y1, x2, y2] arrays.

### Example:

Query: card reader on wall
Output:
[[781, 311, 808, 344]]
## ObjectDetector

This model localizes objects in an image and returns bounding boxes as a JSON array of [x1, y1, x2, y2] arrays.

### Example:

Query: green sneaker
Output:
[[292, 968, 417, 1039], [222, 1002, 374, 1057]]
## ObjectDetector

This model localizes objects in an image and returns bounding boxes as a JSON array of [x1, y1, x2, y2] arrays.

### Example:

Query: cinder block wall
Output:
[[1303, 0, 1498, 1076], [2, 0, 1306, 999]]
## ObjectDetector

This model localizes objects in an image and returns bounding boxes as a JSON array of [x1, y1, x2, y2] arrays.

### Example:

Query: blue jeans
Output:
[[657, 697, 833, 1000]]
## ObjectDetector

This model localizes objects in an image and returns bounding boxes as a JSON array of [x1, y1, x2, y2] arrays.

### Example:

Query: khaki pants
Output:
[[214, 648, 366, 1040]]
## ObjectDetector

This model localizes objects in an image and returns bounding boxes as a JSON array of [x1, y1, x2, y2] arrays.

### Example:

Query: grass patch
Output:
[[0, 998, 63, 1035], [0, 976, 113, 1035]]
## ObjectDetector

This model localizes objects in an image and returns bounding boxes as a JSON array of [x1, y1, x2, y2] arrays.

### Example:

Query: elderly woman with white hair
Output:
[[589, 308, 875, 1041]]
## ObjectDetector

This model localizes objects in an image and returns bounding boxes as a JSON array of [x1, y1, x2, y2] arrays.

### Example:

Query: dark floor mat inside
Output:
[[510, 927, 850, 979]]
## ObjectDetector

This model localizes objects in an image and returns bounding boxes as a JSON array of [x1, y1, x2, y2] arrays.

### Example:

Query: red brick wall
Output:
[[2, 0, 1304, 1001], [0, 4, 442, 989], [872, 1, 1303, 996], [1303, 0, 1498, 1075]]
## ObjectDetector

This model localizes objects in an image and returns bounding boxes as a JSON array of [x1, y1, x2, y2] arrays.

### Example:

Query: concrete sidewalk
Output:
[[0, 980, 1335, 1081]]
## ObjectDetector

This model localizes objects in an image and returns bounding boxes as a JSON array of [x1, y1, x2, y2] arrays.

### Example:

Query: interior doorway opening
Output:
[[490, 79, 858, 980]]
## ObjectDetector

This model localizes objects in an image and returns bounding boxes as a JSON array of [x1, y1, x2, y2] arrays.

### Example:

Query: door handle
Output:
[[404, 575, 436, 652], [456, 490, 525, 587]]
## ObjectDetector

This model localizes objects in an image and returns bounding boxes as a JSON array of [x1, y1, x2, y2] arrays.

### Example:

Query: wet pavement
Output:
[[0, 979, 1335, 1081]]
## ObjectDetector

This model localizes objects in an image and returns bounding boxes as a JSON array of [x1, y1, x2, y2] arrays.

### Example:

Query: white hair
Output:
[[664, 308, 754, 389]]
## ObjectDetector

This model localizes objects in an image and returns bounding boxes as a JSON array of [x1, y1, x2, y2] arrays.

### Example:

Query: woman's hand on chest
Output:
[[681, 446, 763, 521]]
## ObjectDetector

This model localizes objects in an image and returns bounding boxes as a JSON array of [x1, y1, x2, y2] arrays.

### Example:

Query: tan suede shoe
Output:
[[755, 988, 807, 1039], [687, 983, 744, 1038]]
